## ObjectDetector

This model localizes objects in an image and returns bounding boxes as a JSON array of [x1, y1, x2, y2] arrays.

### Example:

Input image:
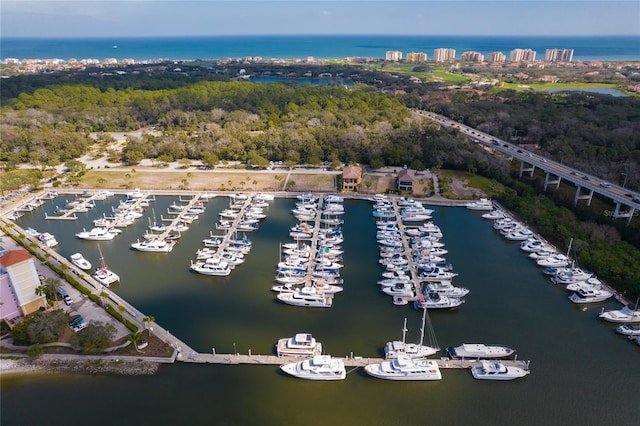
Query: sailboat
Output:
[[384, 308, 439, 359], [92, 247, 120, 287]]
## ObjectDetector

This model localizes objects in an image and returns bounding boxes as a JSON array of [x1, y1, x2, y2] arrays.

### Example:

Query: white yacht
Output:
[[276, 333, 323, 357], [425, 281, 470, 298], [70, 253, 92, 270], [413, 292, 464, 310], [599, 305, 640, 323], [276, 286, 333, 308], [471, 360, 530, 381], [364, 355, 442, 381], [447, 343, 515, 359], [384, 310, 439, 360], [615, 324, 640, 336], [536, 254, 570, 268], [75, 227, 118, 241], [189, 258, 232, 276], [465, 198, 493, 211], [551, 268, 593, 285], [126, 188, 144, 199], [382, 282, 415, 298], [280, 355, 346, 381], [568, 287, 613, 304], [131, 239, 174, 253], [481, 209, 504, 220], [37, 232, 59, 248]]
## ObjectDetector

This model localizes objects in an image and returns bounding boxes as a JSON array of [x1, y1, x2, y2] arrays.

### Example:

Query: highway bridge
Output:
[[414, 110, 640, 222]]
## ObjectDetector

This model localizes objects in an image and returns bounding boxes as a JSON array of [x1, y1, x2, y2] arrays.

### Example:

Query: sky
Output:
[[1, 1, 639, 38]]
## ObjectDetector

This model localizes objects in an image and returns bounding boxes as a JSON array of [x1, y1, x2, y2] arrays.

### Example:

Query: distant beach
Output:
[[2, 35, 638, 61]]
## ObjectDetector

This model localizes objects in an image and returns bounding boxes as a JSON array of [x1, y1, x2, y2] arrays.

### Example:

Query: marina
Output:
[[2, 190, 639, 425]]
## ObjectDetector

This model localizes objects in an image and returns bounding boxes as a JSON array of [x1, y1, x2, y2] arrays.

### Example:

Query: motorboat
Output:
[[529, 249, 557, 260], [382, 282, 415, 298], [413, 292, 464, 310], [481, 209, 504, 220], [418, 267, 458, 282], [70, 253, 92, 270], [504, 228, 534, 241], [470, 360, 530, 381], [565, 277, 603, 292], [384, 310, 439, 359], [126, 188, 144, 199], [189, 258, 232, 276], [536, 254, 570, 268], [75, 227, 118, 241], [364, 355, 442, 381], [520, 238, 550, 253], [615, 324, 640, 336], [447, 344, 515, 359], [425, 281, 470, 298], [276, 286, 333, 308], [276, 333, 323, 357], [280, 355, 345, 381], [465, 198, 493, 211], [599, 305, 640, 323], [25, 227, 41, 237], [568, 287, 613, 304], [131, 239, 174, 253], [37, 232, 59, 248], [550, 267, 593, 285], [312, 279, 343, 294]]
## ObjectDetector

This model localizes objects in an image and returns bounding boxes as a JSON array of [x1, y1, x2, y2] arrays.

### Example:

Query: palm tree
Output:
[[44, 277, 62, 302], [143, 315, 156, 337]]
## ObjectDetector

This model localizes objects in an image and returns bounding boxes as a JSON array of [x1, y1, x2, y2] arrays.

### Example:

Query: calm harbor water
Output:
[[2, 194, 639, 425]]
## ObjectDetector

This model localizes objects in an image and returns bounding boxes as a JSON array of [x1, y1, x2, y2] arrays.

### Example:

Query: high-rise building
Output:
[[433, 48, 456, 62], [544, 48, 574, 62], [487, 52, 506, 64], [460, 51, 484, 62], [405, 52, 428, 63], [509, 48, 537, 62], [385, 50, 403, 61]]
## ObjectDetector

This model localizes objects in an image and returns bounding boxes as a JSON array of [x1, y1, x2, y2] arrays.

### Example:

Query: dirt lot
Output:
[[80, 169, 338, 192]]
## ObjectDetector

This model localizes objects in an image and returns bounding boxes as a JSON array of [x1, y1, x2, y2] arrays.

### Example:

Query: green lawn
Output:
[[369, 63, 470, 83], [439, 170, 506, 199]]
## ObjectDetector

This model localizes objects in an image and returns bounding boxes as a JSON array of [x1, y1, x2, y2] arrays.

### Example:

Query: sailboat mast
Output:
[[419, 307, 427, 346], [401, 318, 408, 344]]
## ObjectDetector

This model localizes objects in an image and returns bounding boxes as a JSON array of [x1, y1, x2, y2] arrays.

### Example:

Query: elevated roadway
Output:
[[414, 110, 640, 222]]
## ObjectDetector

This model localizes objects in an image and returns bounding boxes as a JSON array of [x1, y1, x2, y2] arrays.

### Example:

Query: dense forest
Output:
[[2, 69, 640, 297], [412, 89, 640, 189]]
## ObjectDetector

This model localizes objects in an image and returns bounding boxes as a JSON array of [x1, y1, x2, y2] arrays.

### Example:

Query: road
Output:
[[413, 110, 640, 213]]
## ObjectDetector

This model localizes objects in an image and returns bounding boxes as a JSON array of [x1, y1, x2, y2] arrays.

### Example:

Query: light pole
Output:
[[621, 173, 628, 188], [233, 342, 237, 356]]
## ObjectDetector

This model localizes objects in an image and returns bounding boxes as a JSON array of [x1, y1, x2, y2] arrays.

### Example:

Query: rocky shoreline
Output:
[[1, 357, 160, 377]]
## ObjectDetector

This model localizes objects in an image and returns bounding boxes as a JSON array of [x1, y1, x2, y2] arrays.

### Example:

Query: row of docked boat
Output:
[[190, 193, 272, 276], [25, 227, 59, 248], [481, 207, 640, 346], [486, 210, 615, 305], [371, 194, 467, 309], [272, 194, 345, 308], [276, 326, 528, 381]]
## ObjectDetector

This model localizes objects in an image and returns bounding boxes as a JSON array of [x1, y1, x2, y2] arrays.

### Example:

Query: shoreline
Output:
[[0, 356, 161, 377]]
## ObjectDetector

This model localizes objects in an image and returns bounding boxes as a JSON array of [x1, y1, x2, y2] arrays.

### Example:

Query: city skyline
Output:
[[2, 1, 639, 38]]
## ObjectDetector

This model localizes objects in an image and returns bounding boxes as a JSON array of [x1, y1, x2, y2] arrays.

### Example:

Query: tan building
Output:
[[544, 48, 574, 62], [460, 51, 484, 62], [509, 48, 537, 63], [406, 52, 428, 63], [433, 48, 456, 62], [487, 52, 506, 64], [342, 166, 363, 191], [385, 50, 403, 61], [397, 168, 416, 192], [0, 249, 46, 322]]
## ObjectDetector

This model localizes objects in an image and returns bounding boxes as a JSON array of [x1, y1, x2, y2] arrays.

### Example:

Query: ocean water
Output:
[[1, 35, 638, 61]]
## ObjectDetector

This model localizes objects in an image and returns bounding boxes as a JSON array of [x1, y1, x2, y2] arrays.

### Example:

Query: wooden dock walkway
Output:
[[391, 198, 422, 305], [303, 194, 324, 286], [45, 192, 100, 220], [177, 351, 530, 370], [208, 195, 254, 258]]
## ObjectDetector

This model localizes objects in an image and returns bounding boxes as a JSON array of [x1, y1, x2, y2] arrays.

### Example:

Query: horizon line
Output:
[[3, 33, 638, 39]]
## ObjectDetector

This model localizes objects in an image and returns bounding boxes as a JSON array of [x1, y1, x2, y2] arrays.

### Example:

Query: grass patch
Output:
[[439, 170, 506, 199], [368, 63, 469, 83]]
